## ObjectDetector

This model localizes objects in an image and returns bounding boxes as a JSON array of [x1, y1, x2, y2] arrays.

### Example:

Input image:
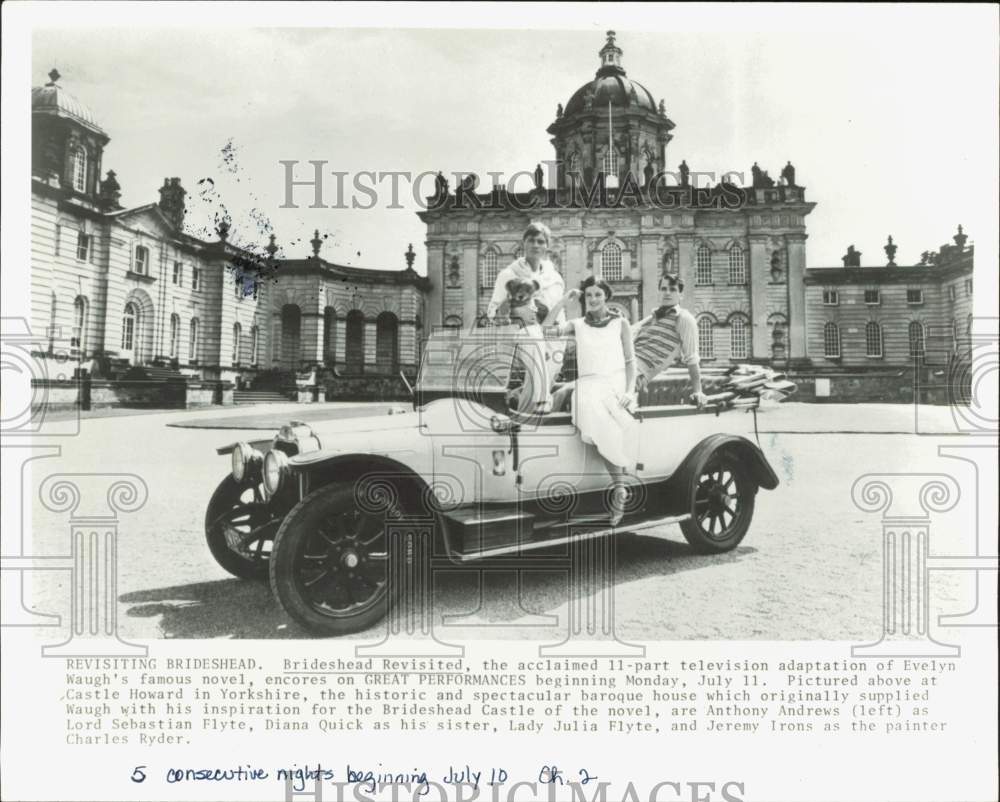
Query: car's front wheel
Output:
[[204, 476, 279, 580], [269, 483, 413, 636], [679, 450, 756, 553]]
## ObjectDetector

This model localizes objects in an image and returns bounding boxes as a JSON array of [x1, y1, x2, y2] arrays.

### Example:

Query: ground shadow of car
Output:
[[121, 535, 756, 638]]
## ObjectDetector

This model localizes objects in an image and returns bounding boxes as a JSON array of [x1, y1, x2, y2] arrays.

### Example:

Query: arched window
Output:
[[376, 312, 399, 374], [697, 316, 715, 359], [823, 322, 841, 358], [601, 242, 623, 281], [71, 296, 88, 355], [728, 247, 746, 285], [696, 246, 713, 285], [603, 148, 619, 177], [966, 313, 973, 335], [232, 322, 242, 365], [730, 317, 749, 360], [481, 247, 501, 289], [908, 321, 925, 357], [71, 146, 87, 193], [345, 310, 365, 374], [169, 314, 180, 358], [188, 317, 200, 361], [865, 321, 883, 358], [250, 325, 259, 364], [280, 305, 301, 370], [323, 308, 336, 366], [121, 302, 138, 353]]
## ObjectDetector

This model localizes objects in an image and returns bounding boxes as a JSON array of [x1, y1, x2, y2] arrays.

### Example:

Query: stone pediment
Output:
[[111, 204, 178, 239]]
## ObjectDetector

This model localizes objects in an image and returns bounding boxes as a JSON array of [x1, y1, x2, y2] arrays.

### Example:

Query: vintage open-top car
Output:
[[206, 326, 795, 635]]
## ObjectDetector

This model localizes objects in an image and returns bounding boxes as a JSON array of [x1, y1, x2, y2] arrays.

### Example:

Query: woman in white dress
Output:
[[548, 276, 637, 525]]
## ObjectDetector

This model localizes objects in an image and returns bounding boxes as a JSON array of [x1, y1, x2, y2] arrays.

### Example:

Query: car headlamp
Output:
[[262, 449, 290, 495], [231, 442, 263, 483]]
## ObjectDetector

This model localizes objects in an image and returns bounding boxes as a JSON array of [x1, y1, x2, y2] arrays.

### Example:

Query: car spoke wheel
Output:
[[270, 483, 417, 636], [205, 476, 279, 580], [680, 451, 755, 553]]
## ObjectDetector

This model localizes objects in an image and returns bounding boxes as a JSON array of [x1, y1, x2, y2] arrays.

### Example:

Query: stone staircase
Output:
[[233, 389, 294, 405]]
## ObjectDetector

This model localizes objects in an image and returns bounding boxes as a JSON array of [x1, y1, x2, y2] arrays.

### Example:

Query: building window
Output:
[[345, 310, 365, 373], [121, 303, 138, 353], [697, 316, 715, 359], [71, 296, 88, 354], [189, 318, 199, 361], [250, 325, 259, 364], [443, 315, 462, 330], [965, 278, 973, 296], [864, 289, 880, 305], [822, 289, 839, 306], [601, 242, 623, 281], [952, 318, 960, 353], [908, 321, 925, 357], [568, 152, 581, 181], [134, 245, 149, 275], [71, 146, 87, 193], [730, 317, 749, 360], [967, 314, 973, 335], [696, 246, 712, 286], [173, 261, 183, 285], [907, 289, 924, 305], [169, 314, 180, 358], [865, 321, 883, 358], [76, 232, 91, 262], [948, 285, 956, 302], [191, 267, 200, 291], [481, 247, 500, 289], [232, 323, 242, 365], [603, 148, 619, 178], [823, 322, 841, 358], [728, 247, 746, 285]]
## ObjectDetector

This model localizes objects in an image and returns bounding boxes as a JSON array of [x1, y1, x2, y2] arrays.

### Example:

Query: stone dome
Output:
[[32, 69, 106, 135], [564, 73, 658, 116]]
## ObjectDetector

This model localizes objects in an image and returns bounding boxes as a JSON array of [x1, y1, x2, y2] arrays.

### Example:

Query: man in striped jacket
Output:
[[630, 273, 707, 407]]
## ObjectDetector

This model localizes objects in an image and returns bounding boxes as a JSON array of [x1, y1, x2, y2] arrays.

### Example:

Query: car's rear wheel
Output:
[[269, 483, 415, 636], [204, 475, 278, 580], [679, 450, 756, 553]]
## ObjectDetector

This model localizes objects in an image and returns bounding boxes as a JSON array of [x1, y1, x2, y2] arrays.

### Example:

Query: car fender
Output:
[[670, 434, 779, 493]]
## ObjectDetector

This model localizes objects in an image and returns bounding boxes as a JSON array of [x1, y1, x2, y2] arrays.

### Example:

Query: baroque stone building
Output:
[[420, 32, 816, 367], [805, 230, 974, 367], [30, 69, 426, 391]]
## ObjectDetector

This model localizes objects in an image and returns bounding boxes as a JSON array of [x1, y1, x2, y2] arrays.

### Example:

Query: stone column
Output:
[[363, 320, 377, 371], [334, 318, 347, 363], [640, 235, 660, 318], [749, 235, 771, 359], [399, 321, 417, 366], [425, 241, 445, 328], [675, 234, 695, 297], [37, 473, 149, 656], [850, 474, 961, 657], [299, 311, 324, 366], [462, 242, 479, 328], [564, 236, 586, 294], [786, 233, 808, 359]]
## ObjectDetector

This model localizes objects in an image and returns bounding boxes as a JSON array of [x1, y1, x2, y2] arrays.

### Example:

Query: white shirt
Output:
[[486, 258, 566, 323]]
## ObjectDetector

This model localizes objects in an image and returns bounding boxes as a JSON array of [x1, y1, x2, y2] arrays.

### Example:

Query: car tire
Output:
[[269, 482, 423, 636], [204, 475, 276, 580], [679, 449, 756, 553]]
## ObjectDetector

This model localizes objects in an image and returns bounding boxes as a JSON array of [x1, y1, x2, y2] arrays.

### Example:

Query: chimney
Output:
[[158, 177, 186, 230]]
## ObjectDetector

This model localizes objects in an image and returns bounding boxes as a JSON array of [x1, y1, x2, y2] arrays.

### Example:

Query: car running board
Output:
[[455, 512, 691, 562]]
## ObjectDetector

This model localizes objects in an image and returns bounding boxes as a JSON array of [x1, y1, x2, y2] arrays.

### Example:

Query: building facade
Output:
[[30, 70, 426, 387], [420, 32, 817, 368], [804, 231, 974, 367]]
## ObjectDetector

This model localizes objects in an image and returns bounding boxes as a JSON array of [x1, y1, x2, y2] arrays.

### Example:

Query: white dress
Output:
[[571, 315, 634, 469]]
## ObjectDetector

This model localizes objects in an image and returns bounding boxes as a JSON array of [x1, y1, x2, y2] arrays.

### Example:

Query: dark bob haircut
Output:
[[579, 275, 613, 307]]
